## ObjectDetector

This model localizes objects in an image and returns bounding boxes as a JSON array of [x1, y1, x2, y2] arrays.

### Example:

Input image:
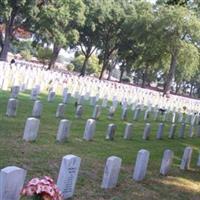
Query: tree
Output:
[[75, 0, 100, 76], [157, 0, 189, 6], [96, 0, 135, 79], [72, 53, 101, 75], [0, 0, 37, 61], [31, 0, 85, 70], [154, 5, 200, 96]]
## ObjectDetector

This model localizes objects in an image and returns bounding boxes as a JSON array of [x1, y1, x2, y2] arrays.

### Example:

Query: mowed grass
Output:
[[0, 90, 200, 200]]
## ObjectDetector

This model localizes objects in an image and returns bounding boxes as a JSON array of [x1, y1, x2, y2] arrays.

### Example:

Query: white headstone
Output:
[[156, 123, 164, 140], [143, 123, 151, 140], [92, 105, 101, 120], [106, 124, 116, 140], [48, 91, 56, 102], [23, 117, 40, 141], [6, 98, 17, 117], [0, 166, 26, 200], [179, 123, 185, 138], [108, 106, 115, 119], [123, 123, 133, 140], [101, 156, 122, 189], [32, 100, 43, 118], [10, 86, 20, 98], [75, 105, 83, 119], [160, 149, 173, 176], [168, 124, 176, 139], [63, 93, 71, 104], [56, 103, 65, 118], [121, 108, 128, 121], [57, 155, 81, 199], [83, 119, 96, 141], [56, 119, 71, 142], [180, 147, 193, 170], [133, 149, 150, 181], [30, 88, 38, 100]]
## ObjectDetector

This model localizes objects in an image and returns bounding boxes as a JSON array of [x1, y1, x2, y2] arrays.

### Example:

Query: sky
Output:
[[147, 0, 157, 3]]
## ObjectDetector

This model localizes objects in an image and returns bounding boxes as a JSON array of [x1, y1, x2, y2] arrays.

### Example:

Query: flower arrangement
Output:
[[20, 176, 63, 200]]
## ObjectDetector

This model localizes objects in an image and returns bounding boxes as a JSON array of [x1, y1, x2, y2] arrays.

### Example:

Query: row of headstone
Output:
[[6, 90, 200, 128], [21, 117, 200, 142], [1, 147, 197, 199]]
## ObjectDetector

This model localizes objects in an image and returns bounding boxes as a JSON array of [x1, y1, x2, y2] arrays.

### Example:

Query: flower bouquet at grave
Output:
[[20, 176, 63, 200]]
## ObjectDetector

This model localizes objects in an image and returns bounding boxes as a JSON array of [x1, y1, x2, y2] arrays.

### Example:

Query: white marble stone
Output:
[[179, 123, 185, 138], [57, 155, 81, 199], [168, 124, 176, 139], [180, 147, 193, 170], [83, 119, 96, 141], [32, 100, 43, 118], [92, 105, 101, 120], [6, 98, 17, 117], [133, 149, 150, 181], [10, 86, 20, 98], [23, 117, 40, 141], [160, 149, 173, 176], [123, 123, 133, 140], [56, 119, 71, 142], [143, 123, 151, 140], [156, 123, 164, 140], [108, 106, 115, 119], [63, 93, 71, 104], [48, 91, 56, 102], [75, 105, 83, 118], [101, 156, 122, 189], [56, 103, 65, 118], [106, 124, 116, 140], [30, 88, 38, 100], [0, 166, 26, 200]]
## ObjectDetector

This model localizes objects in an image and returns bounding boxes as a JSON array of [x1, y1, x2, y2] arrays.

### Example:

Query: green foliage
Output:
[[72, 54, 101, 75], [121, 76, 131, 83], [32, 0, 85, 47], [20, 49, 32, 61], [66, 63, 75, 71], [35, 47, 52, 64], [10, 40, 35, 54]]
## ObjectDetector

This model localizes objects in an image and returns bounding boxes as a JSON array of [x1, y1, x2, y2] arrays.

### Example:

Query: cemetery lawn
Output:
[[0, 90, 200, 200]]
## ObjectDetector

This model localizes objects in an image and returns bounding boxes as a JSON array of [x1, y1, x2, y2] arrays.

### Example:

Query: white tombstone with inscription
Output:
[[0, 166, 27, 200], [57, 155, 81, 199]]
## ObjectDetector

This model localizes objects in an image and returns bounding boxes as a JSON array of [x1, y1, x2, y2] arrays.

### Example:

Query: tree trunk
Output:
[[107, 68, 112, 80], [163, 49, 178, 96], [119, 69, 124, 82], [0, 28, 10, 61], [189, 83, 193, 97], [80, 56, 89, 76], [141, 65, 148, 88], [48, 45, 61, 70], [99, 54, 109, 80], [0, 8, 17, 61], [175, 83, 180, 94]]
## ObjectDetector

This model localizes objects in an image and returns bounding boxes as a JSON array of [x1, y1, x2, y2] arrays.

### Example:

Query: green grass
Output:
[[0, 90, 200, 200]]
